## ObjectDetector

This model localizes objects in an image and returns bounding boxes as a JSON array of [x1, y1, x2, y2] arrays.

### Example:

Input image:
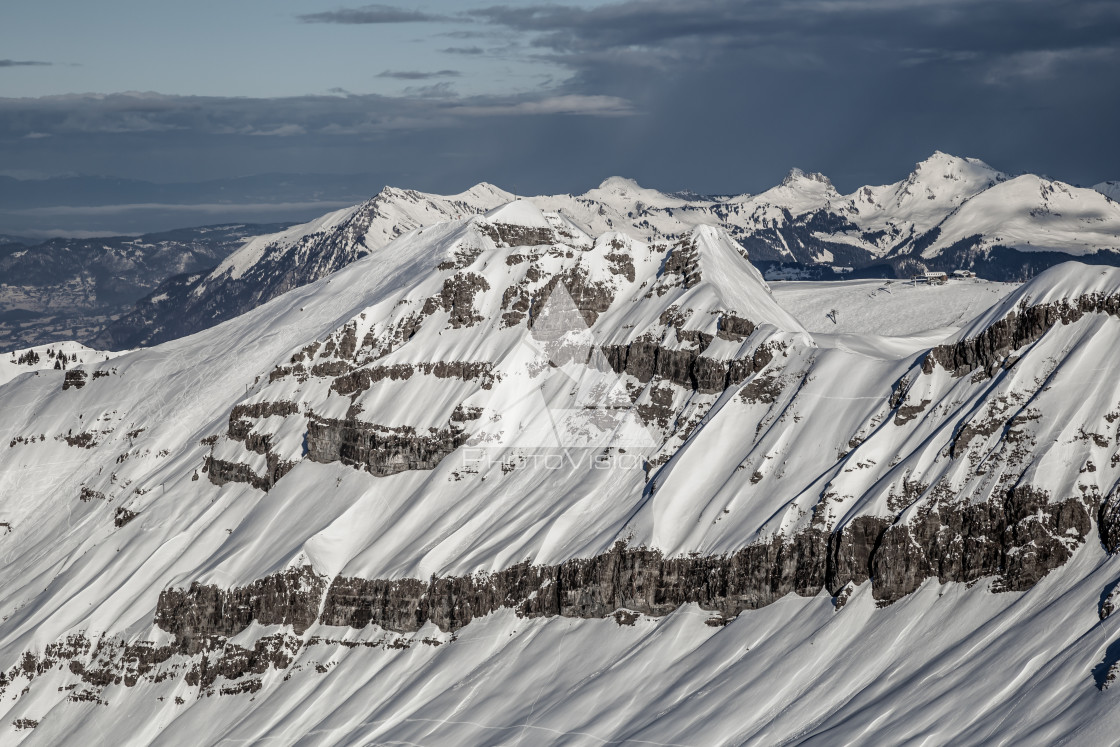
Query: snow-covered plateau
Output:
[[3, 196, 1120, 745]]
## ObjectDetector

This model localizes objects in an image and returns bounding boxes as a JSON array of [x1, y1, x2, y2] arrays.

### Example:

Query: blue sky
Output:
[[1, 0, 1118, 235]]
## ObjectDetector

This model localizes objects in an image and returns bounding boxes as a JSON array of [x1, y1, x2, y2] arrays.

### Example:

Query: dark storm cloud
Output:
[[0, 90, 633, 142], [460, 0, 1120, 190], [3, 0, 1119, 235], [0, 59, 52, 68], [471, 0, 1120, 59], [376, 69, 461, 80], [298, 4, 445, 24]]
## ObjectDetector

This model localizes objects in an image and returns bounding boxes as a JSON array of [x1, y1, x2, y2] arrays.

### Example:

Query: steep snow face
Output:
[[209, 207, 360, 283], [3, 206, 1120, 743], [201, 184, 512, 292], [920, 175, 1120, 257]]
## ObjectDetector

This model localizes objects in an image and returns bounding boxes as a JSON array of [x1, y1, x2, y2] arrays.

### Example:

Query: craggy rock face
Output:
[[148, 479, 1096, 642], [925, 293, 1120, 377], [305, 416, 471, 477]]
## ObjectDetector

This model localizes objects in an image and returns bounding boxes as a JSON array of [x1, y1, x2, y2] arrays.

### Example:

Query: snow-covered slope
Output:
[[4, 202, 1120, 743], [919, 175, 1120, 257], [770, 277, 1018, 336]]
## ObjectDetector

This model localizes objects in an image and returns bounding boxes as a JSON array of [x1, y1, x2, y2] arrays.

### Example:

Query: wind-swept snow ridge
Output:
[[6, 205, 1120, 743]]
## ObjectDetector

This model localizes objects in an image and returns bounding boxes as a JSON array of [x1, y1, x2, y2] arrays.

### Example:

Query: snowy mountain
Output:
[[92, 153, 1120, 352], [91, 184, 512, 350], [4, 202, 1120, 743]]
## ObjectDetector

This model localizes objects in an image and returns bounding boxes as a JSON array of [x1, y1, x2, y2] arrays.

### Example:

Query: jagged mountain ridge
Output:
[[94, 152, 1120, 351], [4, 204, 1120, 743]]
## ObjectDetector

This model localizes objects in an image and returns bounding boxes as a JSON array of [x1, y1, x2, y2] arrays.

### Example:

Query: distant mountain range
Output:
[[0, 223, 291, 351], [94, 152, 1120, 350]]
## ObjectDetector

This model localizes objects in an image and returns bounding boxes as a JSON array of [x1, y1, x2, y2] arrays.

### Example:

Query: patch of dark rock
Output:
[[604, 339, 775, 395], [156, 568, 325, 654], [479, 222, 554, 248], [613, 609, 640, 626], [1093, 638, 1120, 690], [894, 399, 931, 426], [717, 314, 756, 342], [306, 416, 470, 477]]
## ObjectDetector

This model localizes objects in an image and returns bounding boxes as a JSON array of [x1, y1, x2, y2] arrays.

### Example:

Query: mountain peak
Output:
[[481, 199, 551, 228], [460, 181, 515, 201], [909, 151, 1006, 184], [781, 168, 834, 190], [596, 176, 645, 194]]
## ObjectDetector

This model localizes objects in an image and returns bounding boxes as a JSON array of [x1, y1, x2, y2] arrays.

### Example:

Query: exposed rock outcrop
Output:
[[602, 338, 776, 394], [155, 566, 326, 654], [925, 294, 1120, 376], [306, 416, 472, 477], [153, 482, 1098, 642]]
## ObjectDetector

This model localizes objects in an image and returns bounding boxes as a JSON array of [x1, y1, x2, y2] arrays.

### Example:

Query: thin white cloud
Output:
[[983, 46, 1118, 85], [452, 94, 634, 116], [247, 124, 308, 137]]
